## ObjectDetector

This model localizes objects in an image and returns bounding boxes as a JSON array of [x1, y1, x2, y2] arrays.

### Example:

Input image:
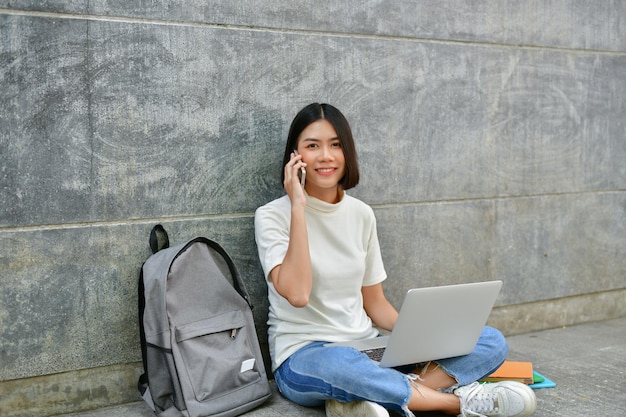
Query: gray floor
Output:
[[54, 317, 626, 417]]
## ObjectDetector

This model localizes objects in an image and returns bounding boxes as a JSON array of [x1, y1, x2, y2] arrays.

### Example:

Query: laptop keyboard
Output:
[[363, 347, 385, 362]]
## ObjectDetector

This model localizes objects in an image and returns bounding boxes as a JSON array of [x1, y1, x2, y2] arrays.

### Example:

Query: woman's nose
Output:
[[321, 145, 333, 160]]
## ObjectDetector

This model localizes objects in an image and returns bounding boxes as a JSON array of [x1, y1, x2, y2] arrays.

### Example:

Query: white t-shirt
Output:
[[254, 192, 387, 371]]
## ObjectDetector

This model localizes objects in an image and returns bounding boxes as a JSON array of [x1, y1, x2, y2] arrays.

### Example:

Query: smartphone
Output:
[[293, 150, 306, 187]]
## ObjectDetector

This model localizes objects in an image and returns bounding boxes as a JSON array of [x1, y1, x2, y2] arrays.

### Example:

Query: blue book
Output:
[[529, 371, 556, 389]]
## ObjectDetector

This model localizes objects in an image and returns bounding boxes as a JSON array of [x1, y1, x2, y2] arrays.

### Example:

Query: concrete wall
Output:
[[1, 1, 625, 416]]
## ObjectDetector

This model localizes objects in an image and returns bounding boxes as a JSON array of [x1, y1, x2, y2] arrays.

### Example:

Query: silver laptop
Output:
[[325, 281, 502, 367]]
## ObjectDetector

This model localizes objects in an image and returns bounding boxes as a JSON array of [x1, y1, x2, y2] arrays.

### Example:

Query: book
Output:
[[529, 371, 556, 389], [480, 361, 534, 384]]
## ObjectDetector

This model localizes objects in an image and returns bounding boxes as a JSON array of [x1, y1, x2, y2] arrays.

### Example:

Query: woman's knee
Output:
[[481, 326, 509, 363]]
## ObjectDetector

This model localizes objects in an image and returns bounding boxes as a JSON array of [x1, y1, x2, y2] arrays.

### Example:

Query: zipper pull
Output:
[[230, 328, 238, 339]]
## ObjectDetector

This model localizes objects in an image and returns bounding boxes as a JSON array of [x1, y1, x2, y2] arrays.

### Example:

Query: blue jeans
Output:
[[274, 326, 508, 416]]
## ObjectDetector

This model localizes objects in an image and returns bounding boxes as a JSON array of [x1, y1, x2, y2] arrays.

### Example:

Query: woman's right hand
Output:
[[284, 151, 307, 208], [273, 151, 312, 307]]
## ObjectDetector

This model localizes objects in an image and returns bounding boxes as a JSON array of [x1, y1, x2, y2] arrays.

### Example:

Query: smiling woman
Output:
[[253, 103, 537, 417]]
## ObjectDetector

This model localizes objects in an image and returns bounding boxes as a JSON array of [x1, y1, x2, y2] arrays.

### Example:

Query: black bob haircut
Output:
[[281, 103, 360, 190]]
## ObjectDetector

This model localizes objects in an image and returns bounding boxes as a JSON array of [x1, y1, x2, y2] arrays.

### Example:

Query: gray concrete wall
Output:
[[1, 1, 625, 416]]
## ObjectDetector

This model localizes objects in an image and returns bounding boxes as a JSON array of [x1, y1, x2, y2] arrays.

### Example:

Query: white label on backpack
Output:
[[240, 358, 255, 373]]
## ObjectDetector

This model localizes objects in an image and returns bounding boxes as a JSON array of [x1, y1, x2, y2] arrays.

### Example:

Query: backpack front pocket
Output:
[[174, 310, 261, 401]]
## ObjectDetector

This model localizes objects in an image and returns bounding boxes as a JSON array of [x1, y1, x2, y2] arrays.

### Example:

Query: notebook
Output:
[[324, 281, 503, 367], [480, 361, 534, 384], [529, 371, 556, 389]]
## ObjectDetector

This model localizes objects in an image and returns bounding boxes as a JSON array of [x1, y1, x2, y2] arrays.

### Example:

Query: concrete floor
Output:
[[54, 317, 626, 417]]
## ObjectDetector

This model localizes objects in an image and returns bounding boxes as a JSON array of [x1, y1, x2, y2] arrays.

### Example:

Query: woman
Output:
[[254, 103, 537, 417]]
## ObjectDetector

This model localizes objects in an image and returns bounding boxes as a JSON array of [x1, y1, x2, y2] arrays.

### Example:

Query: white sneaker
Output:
[[325, 399, 389, 417], [454, 381, 537, 417]]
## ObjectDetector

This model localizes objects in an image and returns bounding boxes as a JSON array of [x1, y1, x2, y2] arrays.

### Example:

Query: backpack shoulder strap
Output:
[[138, 224, 170, 397], [137, 266, 149, 394]]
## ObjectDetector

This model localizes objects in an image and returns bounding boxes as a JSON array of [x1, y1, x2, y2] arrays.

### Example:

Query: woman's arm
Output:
[[269, 207, 311, 307], [361, 283, 398, 332], [269, 152, 312, 307]]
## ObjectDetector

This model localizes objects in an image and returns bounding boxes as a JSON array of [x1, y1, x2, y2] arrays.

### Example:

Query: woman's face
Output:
[[296, 119, 346, 202]]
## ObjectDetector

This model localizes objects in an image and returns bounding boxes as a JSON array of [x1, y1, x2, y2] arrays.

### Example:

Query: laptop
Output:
[[324, 280, 502, 367]]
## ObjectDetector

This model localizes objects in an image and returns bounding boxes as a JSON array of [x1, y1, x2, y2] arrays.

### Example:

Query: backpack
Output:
[[138, 224, 271, 417]]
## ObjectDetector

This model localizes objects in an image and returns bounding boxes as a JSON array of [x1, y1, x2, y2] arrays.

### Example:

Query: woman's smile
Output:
[[316, 167, 338, 175]]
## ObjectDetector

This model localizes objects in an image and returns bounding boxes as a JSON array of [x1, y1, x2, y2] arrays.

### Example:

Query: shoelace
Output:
[[459, 382, 499, 417]]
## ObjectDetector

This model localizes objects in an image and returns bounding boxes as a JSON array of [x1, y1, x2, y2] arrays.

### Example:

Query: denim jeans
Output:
[[274, 326, 508, 416]]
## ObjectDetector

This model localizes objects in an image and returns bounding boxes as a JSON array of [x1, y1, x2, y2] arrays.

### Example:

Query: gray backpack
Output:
[[138, 225, 271, 417]]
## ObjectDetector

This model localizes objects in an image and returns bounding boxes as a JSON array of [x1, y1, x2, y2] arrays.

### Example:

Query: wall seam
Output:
[[0, 7, 624, 56]]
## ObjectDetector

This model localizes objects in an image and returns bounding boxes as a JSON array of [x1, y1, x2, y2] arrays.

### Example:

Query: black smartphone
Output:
[[293, 150, 306, 187]]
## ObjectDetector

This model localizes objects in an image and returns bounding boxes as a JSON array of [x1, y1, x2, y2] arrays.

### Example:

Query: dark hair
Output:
[[281, 103, 360, 190]]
